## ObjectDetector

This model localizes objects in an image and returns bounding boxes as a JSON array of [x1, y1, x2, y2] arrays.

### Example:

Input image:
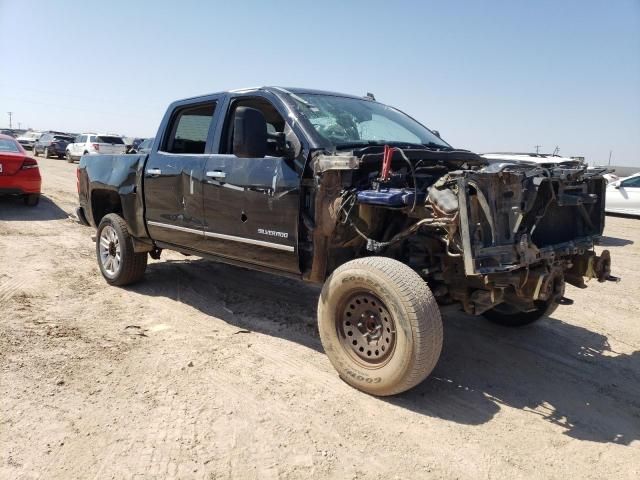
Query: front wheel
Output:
[[96, 214, 147, 286], [318, 257, 443, 396], [33, 147, 39, 157], [44, 147, 50, 158]]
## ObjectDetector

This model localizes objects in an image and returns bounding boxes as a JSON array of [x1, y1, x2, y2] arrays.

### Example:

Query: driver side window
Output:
[[220, 97, 298, 158], [621, 177, 640, 188]]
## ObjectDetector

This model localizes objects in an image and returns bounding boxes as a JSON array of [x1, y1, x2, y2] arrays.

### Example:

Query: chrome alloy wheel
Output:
[[99, 225, 121, 277], [337, 292, 396, 366]]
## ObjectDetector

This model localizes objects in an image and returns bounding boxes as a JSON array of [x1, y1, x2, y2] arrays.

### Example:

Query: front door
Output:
[[201, 95, 301, 273], [144, 99, 221, 251], [607, 176, 640, 214]]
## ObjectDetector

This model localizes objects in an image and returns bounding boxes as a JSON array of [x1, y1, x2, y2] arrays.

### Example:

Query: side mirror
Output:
[[432, 129, 441, 138], [233, 107, 267, 158]]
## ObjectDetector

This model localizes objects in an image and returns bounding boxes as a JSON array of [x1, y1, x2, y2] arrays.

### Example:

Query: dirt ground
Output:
[[1, 155, 639, 480]]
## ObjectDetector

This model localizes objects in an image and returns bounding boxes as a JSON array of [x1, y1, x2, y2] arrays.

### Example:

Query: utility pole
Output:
[[534, 145, 541, 154], [608, 150, 612, 166], [7, 112, 12, 129]]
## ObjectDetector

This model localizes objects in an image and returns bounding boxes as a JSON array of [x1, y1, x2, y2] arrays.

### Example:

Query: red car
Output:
[[0, 134, 41, 206]]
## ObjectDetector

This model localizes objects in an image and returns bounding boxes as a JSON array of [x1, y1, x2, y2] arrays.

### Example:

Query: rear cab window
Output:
[[161, 102, 216, 154]]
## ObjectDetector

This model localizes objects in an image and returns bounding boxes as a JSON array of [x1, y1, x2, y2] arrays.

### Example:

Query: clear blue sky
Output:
[[1, 0, 638, 165]]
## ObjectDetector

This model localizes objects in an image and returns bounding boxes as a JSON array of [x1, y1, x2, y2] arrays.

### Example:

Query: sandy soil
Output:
[[1, 155, 639, 479]]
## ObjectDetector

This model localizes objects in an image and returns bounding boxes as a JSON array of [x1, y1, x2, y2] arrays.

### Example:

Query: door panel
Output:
[[201, 154, 300, 273], [143, 98, 221, 251], [144, 152, 208, 250]]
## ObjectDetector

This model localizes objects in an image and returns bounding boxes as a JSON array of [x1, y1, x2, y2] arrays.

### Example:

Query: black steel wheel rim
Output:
[[336, 291, 396, 366]]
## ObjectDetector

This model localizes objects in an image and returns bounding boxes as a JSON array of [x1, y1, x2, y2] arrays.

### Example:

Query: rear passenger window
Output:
[[162, 102, 216, 154]]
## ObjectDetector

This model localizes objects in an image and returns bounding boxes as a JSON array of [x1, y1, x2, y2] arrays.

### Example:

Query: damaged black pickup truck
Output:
[[77, 87, 616, 396]]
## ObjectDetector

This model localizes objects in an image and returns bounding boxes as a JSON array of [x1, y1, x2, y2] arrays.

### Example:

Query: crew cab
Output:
[[77, 87, 615, 396]]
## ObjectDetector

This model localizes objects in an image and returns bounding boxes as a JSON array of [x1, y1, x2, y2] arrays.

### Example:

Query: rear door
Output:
[[608, 176, 640, 214], [35, 134, 50, 153], [144, 96, 222, 251], [200, 93, 301, 273], [71, 135, 86, 156]]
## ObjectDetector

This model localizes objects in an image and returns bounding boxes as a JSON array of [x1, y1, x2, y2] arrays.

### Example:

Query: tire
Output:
[[33, 147, 39, 157], [482, 299, 559, 327], [24, 194, 40, 207], [318, 257, 443, 396], [58, 154, 64, 159], [96, 213, 147, 286], [66, 151, 74, 163], [44, 147, 50, 159]]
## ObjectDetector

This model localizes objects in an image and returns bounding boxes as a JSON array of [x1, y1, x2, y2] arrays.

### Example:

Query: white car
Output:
[[606, 173, 640, 217], [16, 131, 43, 150], [66, 133, 126, 162]]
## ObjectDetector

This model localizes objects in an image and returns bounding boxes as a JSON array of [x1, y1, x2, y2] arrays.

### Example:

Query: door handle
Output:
[[206, 170, 227, 179], [146, 168, 162, 176]]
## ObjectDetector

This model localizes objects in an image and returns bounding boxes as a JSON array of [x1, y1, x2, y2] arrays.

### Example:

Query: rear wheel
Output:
[[318, 257, 443, 396], [24, 194, 40, 207], [66, 150, 74, 163], [44, 147, 50, 158], [96, 214, 147, 286], [33, 147, 39, 157]]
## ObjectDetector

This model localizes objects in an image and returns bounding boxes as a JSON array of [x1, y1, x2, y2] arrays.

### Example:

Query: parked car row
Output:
[[0, 129, 153, 163]]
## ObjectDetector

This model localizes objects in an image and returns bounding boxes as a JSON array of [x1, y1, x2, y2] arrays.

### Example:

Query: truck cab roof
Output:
[[176, 86, 375, 104]]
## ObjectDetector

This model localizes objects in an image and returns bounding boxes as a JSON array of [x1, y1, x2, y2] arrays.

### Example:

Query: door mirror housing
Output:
[[233, 107, 267, 158]]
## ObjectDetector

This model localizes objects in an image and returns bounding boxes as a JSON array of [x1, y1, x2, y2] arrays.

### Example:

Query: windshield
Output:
[[290, 93, 451, 149]]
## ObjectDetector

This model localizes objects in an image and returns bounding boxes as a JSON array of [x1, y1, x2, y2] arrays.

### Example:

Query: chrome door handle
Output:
[[206, 170, 226, 179], [147, 168, 162, 176]]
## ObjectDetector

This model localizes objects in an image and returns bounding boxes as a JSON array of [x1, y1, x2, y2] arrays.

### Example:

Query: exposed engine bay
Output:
[[304, 145, 616, 316]]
